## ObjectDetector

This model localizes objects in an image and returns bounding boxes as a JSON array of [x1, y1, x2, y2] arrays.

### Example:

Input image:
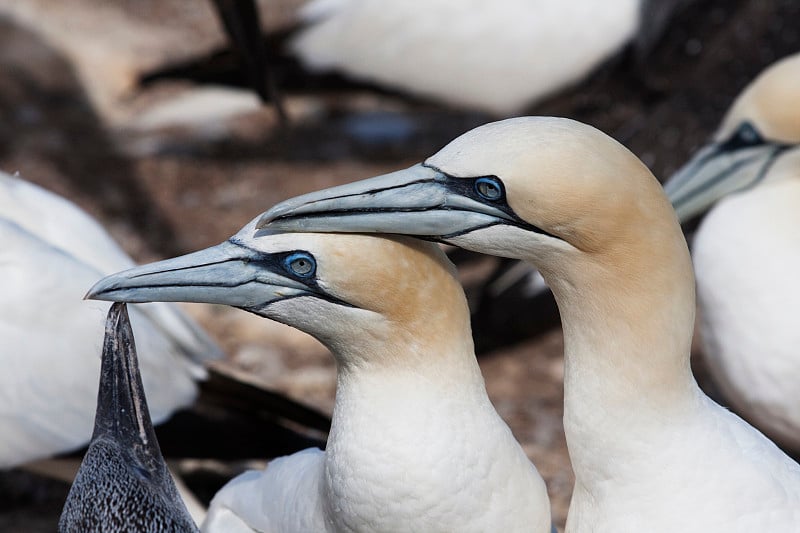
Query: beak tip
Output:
[[85, 275, 130, 303], [258, 202, 296, 229]]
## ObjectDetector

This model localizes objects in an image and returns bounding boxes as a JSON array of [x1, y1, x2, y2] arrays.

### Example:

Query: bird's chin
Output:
[[445, 224, 548, 261]]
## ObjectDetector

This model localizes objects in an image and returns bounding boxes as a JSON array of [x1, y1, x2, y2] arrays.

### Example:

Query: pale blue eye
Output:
[[284, 252, 316, 278], [474, 177, 503, 201]]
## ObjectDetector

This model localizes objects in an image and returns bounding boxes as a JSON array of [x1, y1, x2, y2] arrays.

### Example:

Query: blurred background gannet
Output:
[[664, 52, 800, 451], [0, 171, 328, 482], [288, 0, 647, 114], [0, 171, 218, 467], [258, 117, 800, 531], [142, 0, 696, 116], [87, 225, 553, 533], [59, 303, 198, 532]]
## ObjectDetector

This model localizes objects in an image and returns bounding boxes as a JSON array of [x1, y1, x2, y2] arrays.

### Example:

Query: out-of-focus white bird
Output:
[[0, 171, 221, 467], [664, 52, 800, 450], [257, 117, 800, 531], [59, 303, 199, 532], [289, 0, 685, 114], [88, 226, 553, 533]]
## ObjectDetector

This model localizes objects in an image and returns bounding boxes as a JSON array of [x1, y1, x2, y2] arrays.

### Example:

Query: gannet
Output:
[[87, 225, 553, 533], [287, 0, 684, 114], [0, 171, 220, 466], [59, 303, 199, 532], [257, 117, 800, 531], [664, 52, 800, 450]]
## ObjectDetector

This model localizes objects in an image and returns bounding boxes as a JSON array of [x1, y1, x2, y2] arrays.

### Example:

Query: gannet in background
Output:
[[87, 226, 553, 533], [1, 172, 330, 474], [59, 303, 198, 532], [257, 117, 800, 531], [0, 171, 220, 467], [287, 0, 688, 114], [664, 52, 800, 450]]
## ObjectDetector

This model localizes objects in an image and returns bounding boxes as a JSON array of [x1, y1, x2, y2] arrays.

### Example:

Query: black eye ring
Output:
[[736, 122, 762, 145], [720, 121, 764, 152], [474, 176, 504, 201], [284, 252, 316, 278]]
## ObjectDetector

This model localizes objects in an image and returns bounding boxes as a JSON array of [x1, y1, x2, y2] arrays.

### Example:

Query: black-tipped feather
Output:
[[210, 0, 286, 122]]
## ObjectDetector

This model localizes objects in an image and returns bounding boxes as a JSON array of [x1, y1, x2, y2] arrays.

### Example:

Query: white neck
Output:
[[328, 341, 488, 455], [539, 223, 701, 484], [321, 347, 537, 531]]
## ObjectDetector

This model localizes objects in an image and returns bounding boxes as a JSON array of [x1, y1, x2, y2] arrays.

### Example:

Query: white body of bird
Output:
[[292, 0, 639, 114], [692, 174, 800, 450], [88, 227, 553, 533], [258, 116, 800, 531], [0, 172, 220, 467], [665, 52, 800, 450], [206, 356, 546, 532]]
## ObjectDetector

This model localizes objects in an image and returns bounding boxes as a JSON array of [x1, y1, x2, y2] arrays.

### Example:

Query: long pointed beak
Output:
[[95, 303, 160, 449], [665, 141, 789, 223], [86, 239, 310, 313], [257, 163, 514, 239], [65, 303, 196, 530]]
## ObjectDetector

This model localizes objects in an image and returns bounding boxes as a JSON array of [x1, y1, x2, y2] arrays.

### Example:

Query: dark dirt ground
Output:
[[0, 0, 798, 531]]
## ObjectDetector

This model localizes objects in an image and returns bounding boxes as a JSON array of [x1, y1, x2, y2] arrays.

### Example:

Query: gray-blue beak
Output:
[[257, 163, 518, 239], [86, 239, 311, 314], [665, 137, 790, 222]]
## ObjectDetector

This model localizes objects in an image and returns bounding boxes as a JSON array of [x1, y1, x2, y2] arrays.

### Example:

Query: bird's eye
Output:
[[736, 122, 762, 145], [284, 252, 316, 278], [722, 122, 763, 151], [474, 176, 503, 201]]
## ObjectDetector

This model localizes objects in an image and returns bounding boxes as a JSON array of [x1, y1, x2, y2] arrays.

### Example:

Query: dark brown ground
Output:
[[0, 0, 798, 530]]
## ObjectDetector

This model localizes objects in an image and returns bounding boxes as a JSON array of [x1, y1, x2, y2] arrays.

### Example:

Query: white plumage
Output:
[[691, 178, 800, 448], [665, 52, 800, 450], [258, 116, 800, 531], [292, 0, 640, 114], [0, 171, 220, 467], [87, 228, 553, 533]]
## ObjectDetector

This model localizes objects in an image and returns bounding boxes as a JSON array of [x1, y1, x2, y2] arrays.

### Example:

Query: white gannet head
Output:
[[87, 231, 552, 532], [665, 52, 800, 221], [87, 222, 472, 368], [259, 117, 688, 293], [257, 116, 699, 439]]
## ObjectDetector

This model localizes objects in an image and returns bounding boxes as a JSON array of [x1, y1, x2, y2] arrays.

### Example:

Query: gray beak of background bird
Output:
[[664, 140, 789, 222], [86, 239, 311, 313], [258, 163, 515, 239]]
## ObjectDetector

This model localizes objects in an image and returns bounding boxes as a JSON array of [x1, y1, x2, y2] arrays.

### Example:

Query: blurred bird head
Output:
[[665, 52, 800, 221]]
